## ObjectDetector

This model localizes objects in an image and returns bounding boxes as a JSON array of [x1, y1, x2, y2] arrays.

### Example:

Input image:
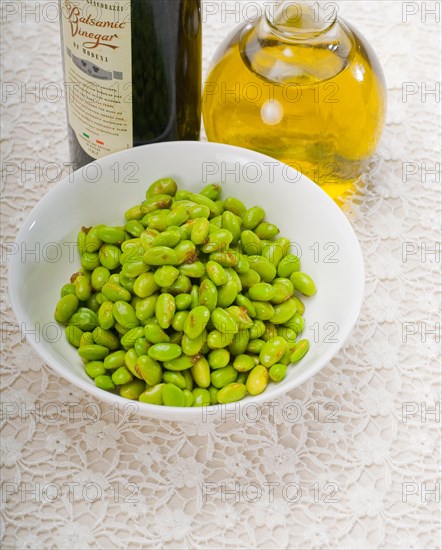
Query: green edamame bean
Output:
[[191, 356, 211, 388], [113, 301, 139, 329], [102, 282, 131, 302], [92, 327, 119, 350], [170, 310, 187, 332], [162, 383, 185, 407], [222, 211, 241, 243], [173, 240, 196, 265], [99, 244, 121, 270], [284, 313, 305, 334], [97, 226, 127, 245], [152, 229, 182, 248], [246, 365, 269, 395], [269, 363, 287, 382], [246, 339, 265, 354], [179, 261, 206, 278], [55, 294, 79, 324], [271, 278, 294, 304], [233, 354, 255, 372], [211, 366, 237, 389], [141, 194, 173, 215], [148, 343, 182, 362], [73, 273, 91, 301], [125, 204, 143, 221], [183, 306, 210, 339], [217, 280, 238, 308], [217, 383, 247, 404], [262, 242, 285, 268], [61, 283, 76, 297], [134, 337, 150, 356], [80, 332, 94, 347], [139, 384, 164, 405], [183, 389, 194, 406], [91, 266, 110, 291], [207, 330, 234, 349], [136, 355, 162, 385], [201, 229, 233, 253], [192, 388, 211, 407], [175, 293, 192, 311], [248, 320, 266, 339], [199, 183, 221, 200], [163, 371, 187, 389], [290, 339, 310, 363], [227, 306, 252, 329], [290, 272, 317, 296], [104, 350, 126, 370], [190, 218, 210, 245], [166, 275, 192, 295], [188, 204, 210, 219], [124, 220, 145, 238], [85, 361, 106, 379], [119, 379, 146, 400], [262, 323, 278, 342], [223, 196, 246, 216], [122, 260, 149, 279], [78, 345, 109, 361], [135, 295, 157, 322], [81, 251, 100, 271], [251, 301, 275, 321], [277, 254, 301, 278], [208, 349, 230, 369], [238, 269, 261, 288], [84, 225, 104, 253], [167, 205, 189, 227], [242, 206, 265, 229], [143, 246, 177, 266], [181, 331, 206, 355], [199, 279, 218, 311], [276, 327, 298, 344], [259, 337, 287, 367], [144, 321, 170, 344], [292, 295, 305, 315], [208, 250, 237, 267], [133, 273, 158, 298], [241, 230, 263, 255], [254, 222, 280, 240], [154, 266, 179, 287], [68, 308, 98, 332], [229, 329, 249, 356], [163, 354, 198, 372], [236, 295, 256, 318], [211, 308, 238, 334], [77, 226, 88, 255], [95, 375, 115, 391], [146, 178, 177, 197], [206, 261, 228, 286], [208, 385, 219, 404], [270, 298, 298, 325], [66, 325, 83, 348], [155, 293, 175, 329], [112, 366, 133, 386], [247, 256, 276, 282], [249, 283, 275, 302], [120, 327, 145, 350], [140, 228, 158, 250], [144, 210, 170, 232]]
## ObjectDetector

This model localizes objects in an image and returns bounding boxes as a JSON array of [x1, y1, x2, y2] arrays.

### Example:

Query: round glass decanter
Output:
[[203, 0, 387, 199]]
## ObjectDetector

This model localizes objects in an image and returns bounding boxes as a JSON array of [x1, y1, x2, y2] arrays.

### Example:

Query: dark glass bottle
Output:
[[60, 0, 201, 168]]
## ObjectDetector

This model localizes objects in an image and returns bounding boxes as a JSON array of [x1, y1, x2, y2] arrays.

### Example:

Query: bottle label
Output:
[[61, 0, 133, 159]]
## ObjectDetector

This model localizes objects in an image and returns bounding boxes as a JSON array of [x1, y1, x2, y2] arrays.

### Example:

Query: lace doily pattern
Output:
[[1, 1, 440, 548]]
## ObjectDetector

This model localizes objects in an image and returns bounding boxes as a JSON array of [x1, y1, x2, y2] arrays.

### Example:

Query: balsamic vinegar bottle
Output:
[[60, 0, 201, 168]]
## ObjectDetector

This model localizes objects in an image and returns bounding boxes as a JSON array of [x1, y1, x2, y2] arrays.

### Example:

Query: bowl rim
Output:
[[8, 140, 365, 420]]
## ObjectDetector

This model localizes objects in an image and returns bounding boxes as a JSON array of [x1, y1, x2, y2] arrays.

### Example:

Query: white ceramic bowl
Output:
[[9, 141, 364, 420]]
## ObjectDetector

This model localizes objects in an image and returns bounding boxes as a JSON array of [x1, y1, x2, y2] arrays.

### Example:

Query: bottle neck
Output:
[[264, 0, 338, 41]]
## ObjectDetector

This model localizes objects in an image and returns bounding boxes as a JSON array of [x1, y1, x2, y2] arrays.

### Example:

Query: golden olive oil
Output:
[[203, 8, 386, 200]]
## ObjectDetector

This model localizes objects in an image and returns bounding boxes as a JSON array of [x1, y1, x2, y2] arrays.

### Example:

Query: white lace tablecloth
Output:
[[1, 1, 441, 548]]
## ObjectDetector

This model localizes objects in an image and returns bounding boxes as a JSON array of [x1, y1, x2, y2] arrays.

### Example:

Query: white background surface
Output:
[[1, 1, 441, 548]]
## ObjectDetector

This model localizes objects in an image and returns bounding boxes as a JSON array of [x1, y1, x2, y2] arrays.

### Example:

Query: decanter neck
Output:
[[264, 0, 338, 40]]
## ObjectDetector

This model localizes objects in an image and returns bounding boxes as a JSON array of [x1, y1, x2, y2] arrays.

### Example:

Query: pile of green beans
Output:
[[54, 178, 316, 407]]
